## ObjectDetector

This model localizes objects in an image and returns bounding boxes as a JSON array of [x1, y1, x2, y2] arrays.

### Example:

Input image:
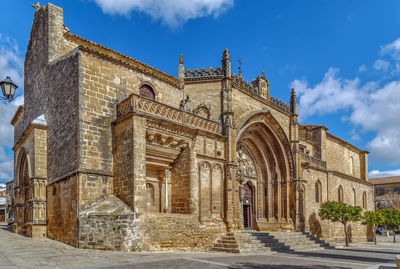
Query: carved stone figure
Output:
[[180, 96, 192, 112]]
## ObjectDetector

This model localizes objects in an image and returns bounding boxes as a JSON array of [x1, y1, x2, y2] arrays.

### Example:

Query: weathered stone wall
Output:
[[34, 128, 48, 178], [232, 88, 291, 138], [194, 135, 225, 158], [79, 213, 225, 251], [112, 117, 134, 209], [78, 173, 113, 209], [302, 166, 374, 242], [47, 174, 78, 246], [184, 81, 222, 121], [78, 52, 181, 175], [171, 148, 191, 214], [326, 137, 362, 178], [198, 160, 224, 221], [46, 52, 80, 181], [79, 214, 141, 251]]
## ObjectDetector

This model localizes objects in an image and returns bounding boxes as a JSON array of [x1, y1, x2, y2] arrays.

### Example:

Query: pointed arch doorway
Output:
[[243, 182, 254, 229]]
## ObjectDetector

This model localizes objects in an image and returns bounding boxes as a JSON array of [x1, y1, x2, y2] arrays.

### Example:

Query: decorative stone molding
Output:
[[184, 67, 224, 81]]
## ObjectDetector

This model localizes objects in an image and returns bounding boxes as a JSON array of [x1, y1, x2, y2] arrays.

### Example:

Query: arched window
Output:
[[18, 150, 29, 186], [338, 185, 344, 203], [139, 84, 155, 100], [353, 189, 356, 206], [362, 192, 367, 209], [315, 181, 322, 204]]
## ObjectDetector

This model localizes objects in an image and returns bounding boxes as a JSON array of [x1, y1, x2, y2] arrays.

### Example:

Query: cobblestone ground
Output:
[[1, 223, 399, 269]]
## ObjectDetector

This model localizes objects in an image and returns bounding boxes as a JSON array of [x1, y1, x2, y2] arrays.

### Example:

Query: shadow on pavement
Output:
[[228, 263, 347, 269], [334, 247, 400, 255], [290, 250, 393, 264]]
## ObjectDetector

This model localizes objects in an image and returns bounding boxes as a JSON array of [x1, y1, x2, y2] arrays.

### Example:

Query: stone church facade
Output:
[[11, 3, 373, 250]]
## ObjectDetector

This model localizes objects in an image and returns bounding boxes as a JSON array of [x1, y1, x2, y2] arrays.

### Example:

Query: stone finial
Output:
[[179, 54, 184, 65], [178, 54, 185, 89], [32, 2, 41, 9], [222, 48, 231, 78], [223, 48, 230, 59], [261, 71, 266, 79], [290, 88, 297, 114]]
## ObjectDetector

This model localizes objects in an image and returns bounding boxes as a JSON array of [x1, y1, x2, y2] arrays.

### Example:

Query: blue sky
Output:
[[0, 0, 399, 184]]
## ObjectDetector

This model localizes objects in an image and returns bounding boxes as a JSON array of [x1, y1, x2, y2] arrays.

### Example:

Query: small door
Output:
[[243, 182, 253, 229]]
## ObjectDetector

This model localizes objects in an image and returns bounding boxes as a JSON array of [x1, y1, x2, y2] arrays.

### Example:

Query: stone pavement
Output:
[[0, 223, 399, 269]]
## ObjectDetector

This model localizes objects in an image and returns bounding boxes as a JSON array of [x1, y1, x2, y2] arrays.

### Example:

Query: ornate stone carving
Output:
[[180, 96, 192, 112], [184, 67, 224, 81], [146, 131, 188, 150], [237, 147, 256, 178], [192, 104, 211, 119]]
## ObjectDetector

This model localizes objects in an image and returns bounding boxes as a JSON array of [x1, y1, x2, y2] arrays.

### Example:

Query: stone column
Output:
[[295, 180, 301, 231], [189, 146, 199, 214], [258, 181, 264, 219], [163, 168, 171, 213], [285, 180, 290, 220], [132, 116, 147, 213], [277, 179, 282, 221], [267, 179, 273, 221]]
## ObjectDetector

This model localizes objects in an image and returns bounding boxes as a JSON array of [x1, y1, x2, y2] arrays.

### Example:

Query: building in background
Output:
[[11, 3, 373, 251], [0, 187, 6, 222], [6, 180, 14, 223], [370, 176, 400, 211]]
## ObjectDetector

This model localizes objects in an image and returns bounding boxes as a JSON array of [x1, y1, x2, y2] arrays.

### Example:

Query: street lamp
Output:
[[0, 76, 18, 102]]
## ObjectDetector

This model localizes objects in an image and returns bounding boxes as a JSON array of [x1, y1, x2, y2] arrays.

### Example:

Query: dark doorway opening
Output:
[[243, 182, 253, 229]]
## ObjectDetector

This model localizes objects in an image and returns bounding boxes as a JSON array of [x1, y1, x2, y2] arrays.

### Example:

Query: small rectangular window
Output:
[[376, 188, 384, 195]]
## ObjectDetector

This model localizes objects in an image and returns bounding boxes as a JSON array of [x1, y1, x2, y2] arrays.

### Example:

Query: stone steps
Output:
[[211, 231, 334, 253]]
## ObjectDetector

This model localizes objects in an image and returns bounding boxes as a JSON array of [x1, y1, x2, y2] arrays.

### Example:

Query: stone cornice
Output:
[[326, 132, 369, 154], [48, 168, 114, 185], [302, 162, 373, 187], [232, 85, 293, 116], [196, 153, 226, 162]]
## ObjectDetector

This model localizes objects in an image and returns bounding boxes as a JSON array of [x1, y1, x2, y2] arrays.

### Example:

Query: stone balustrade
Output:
[[117, 94, 221, 134]]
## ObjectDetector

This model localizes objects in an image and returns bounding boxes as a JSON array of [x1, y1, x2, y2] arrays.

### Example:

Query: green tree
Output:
[[362, 210, 384, 245], [319, 201, 363, 246], [380, 208, 400, 243]]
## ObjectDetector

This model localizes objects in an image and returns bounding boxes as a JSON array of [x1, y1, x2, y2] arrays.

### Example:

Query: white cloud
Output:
[[91, 0, 234, 28], [291, 68, 363, 120], [0, 34, 24, 181], [381, 37, 400, 60], [291, 36, 400, 168], [373, 59, 390, 72], [0, 33, 23, 87], [369, 169, 400, 178], [358, 64, 367, 73]]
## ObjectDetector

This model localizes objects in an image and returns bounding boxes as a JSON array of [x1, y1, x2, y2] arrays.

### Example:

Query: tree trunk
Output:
[[394, 232, 396, 243], [373, 225, 377, 245], [344, 223, 349, 247]]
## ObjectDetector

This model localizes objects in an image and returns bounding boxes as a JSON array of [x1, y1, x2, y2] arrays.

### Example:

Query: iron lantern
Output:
[[0, 76, 18, 101]]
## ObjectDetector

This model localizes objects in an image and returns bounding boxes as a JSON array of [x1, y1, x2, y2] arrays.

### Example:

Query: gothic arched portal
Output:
[[237, 112, 295, 231]]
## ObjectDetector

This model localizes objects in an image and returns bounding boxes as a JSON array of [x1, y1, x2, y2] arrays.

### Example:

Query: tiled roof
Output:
[[369, 176, 400, 185]]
